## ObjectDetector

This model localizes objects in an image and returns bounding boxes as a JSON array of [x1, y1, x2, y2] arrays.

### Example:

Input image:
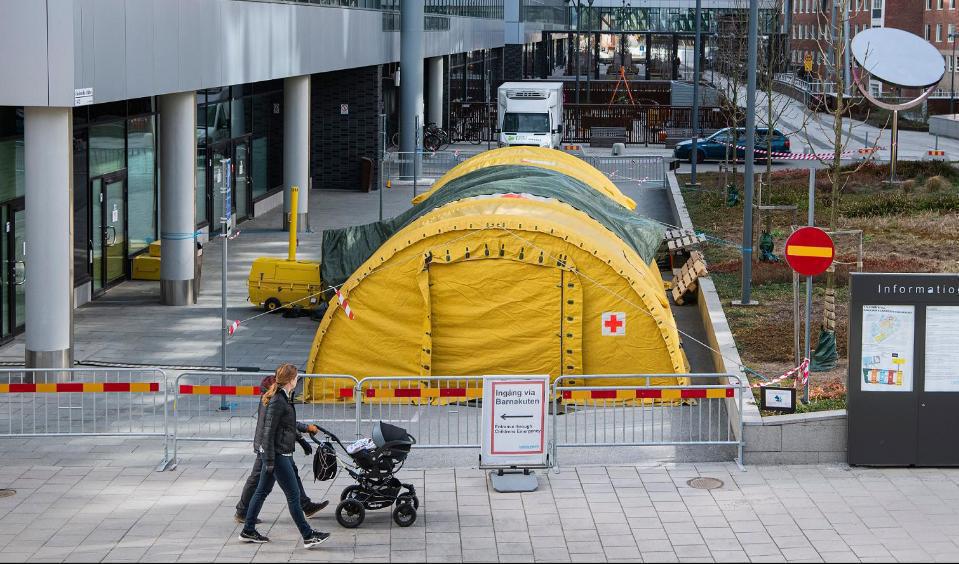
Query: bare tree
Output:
[[799, 0, 882, 367]]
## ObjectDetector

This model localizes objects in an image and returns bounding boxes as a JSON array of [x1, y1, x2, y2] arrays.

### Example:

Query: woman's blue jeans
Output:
[[244, 455, 312, 539]]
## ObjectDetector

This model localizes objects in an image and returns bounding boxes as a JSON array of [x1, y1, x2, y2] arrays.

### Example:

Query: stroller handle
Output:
[[309, 424, 348, 451]]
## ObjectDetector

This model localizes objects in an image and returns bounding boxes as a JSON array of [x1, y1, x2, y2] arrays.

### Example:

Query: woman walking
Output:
[[239, 364, 330, 548]]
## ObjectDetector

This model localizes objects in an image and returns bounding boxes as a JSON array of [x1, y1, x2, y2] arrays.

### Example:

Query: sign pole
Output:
[[220, 158, 232, 411], [793, 270, 801, 367], [803, 168, 815, 404]]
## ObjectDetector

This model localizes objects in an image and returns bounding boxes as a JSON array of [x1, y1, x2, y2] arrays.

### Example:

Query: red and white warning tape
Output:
[[228, 320, 241, 336], [336, 289, 355, 320], [750, 358, 810, 388], [719, 142, 885, 161]]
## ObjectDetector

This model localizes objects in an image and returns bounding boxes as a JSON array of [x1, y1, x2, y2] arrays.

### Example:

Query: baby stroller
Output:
[[311, 421, 419, 528]]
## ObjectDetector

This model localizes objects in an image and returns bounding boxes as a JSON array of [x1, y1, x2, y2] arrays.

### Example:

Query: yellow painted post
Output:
[[288, 186, 299, 261]]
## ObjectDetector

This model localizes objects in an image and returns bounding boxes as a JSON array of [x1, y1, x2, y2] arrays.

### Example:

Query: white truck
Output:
[[497, 82, 565, 149]]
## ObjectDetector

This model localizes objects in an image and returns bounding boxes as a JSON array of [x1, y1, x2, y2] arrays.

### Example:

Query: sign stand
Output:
[[480, 375, 551, 493]]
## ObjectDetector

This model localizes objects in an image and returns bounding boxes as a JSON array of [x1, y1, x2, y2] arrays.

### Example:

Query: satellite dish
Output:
[[851, 28, 945, 89]]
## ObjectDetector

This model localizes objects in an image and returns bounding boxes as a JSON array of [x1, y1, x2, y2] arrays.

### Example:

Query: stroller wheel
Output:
[[392, 502, 416, 527], [336, 499, 365, 529]]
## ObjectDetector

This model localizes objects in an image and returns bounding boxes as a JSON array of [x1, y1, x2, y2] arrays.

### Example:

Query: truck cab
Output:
[[497, 82, 564, 149]]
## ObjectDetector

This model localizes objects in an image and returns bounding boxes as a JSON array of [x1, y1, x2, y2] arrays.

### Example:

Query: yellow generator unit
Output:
[[247, 186, 323, 312]]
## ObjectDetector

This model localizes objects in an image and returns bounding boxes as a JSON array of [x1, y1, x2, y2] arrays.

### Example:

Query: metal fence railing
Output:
[[382, 151, 464, 195], [171, 372, 359, 466], [0, 368, 746, 469], [0, 368, 169, 438], [357, 376, 485, 448], [580, 155, 668, 186], [551, 374, 745, 465]]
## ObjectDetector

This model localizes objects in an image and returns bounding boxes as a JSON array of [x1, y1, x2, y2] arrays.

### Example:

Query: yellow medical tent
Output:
[[412, 145, 637, 211], [305, 148, 690, 402]]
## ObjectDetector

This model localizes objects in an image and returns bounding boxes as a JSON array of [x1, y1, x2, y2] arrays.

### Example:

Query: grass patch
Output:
[[681, 163, 959, 416]]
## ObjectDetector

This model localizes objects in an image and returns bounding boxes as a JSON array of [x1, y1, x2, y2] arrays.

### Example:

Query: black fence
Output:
[[449, 102, 727, 145]]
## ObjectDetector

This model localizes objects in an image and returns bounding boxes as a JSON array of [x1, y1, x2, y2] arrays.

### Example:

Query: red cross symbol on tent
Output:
[[602, 312, 626, 336]]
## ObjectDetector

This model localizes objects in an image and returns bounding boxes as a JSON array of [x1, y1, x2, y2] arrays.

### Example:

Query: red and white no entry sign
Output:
[[785, 227, 835, 277]]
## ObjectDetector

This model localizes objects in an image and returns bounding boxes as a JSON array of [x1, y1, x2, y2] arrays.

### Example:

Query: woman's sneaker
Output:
[[302, 500, 329, 518], [304, 530, 330, 549], [238, 529, 270, 544]]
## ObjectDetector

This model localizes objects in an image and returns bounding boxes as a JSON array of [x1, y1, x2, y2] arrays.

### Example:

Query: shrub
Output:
[[902, 179, 916, 194], [925, 175, 949, 193]]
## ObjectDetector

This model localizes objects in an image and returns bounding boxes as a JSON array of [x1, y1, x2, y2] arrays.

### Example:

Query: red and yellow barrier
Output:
[[0, 382, 159, 393], [178, 385, 260, 396], [362, 387, 484, 400], [561, 388, 735, 401]]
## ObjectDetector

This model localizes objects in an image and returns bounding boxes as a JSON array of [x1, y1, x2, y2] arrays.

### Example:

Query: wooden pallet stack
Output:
[[670, 250, 709, 305], [664, 228, 706, 270]]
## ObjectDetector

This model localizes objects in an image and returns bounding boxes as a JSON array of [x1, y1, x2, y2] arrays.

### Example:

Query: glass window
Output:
[[0, 137, 24, 204], [74, 130, 89, 284], [196, 95, 208, 227], [89, 122, 125, 177], [502, 112, 550, 133], [196, 143, 207, 227], [127, 115, 156, 256], [231, 95, 251, 138]]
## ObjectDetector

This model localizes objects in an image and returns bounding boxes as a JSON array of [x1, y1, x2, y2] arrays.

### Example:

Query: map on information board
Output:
[[861, 305, 914, 392]]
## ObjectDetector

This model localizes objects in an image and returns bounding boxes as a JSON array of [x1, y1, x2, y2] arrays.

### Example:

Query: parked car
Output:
[[673, 127, 791, 163]]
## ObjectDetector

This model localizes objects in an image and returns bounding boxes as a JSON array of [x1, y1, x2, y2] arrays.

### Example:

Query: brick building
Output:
[[923, 0, 959, 94], [788, 0, 927, 94]]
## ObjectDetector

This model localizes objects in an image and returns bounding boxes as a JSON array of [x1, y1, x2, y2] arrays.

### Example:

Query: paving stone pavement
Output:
[[2, 437, 959, 563]]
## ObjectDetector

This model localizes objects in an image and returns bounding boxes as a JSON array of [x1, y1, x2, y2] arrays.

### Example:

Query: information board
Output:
[[925, 306, 959, 392], [480, 375, 550, 469]]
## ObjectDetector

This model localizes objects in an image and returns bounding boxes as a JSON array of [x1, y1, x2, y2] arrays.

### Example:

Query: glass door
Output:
[[91, 172, 128, 294], [0, 200, 26, 341]]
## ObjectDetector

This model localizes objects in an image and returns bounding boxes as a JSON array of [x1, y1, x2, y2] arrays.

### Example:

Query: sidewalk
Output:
[[2, 437, 959, 562]]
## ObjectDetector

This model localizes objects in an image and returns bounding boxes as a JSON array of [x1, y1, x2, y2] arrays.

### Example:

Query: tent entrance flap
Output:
[[425, 258, 564, 378]]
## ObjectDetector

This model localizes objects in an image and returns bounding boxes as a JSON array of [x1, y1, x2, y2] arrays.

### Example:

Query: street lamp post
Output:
[[586, 0, 594, 103], [951, 31, 958, 115], [574, 0, 581, 104], [688, 0, 702, 188]]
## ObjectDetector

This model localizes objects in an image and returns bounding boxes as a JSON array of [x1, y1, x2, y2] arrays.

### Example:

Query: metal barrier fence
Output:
[[580, 155, 668, 187], [0, 367, 170, 464], [0, 368, 745, 469], [382, 151, 464, 194], [551, 374, 745, 466], [171, 372, 359, 466], [357, 376, 485, 448]]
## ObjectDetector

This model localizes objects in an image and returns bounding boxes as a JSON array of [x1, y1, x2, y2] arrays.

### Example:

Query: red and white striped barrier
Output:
[[336, 289, 355, 320], [719, 142, 886, 161], [750, 358, 810, 389]]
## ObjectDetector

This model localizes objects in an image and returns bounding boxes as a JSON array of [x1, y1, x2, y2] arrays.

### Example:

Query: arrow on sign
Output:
[[500, 413, 533, 420]]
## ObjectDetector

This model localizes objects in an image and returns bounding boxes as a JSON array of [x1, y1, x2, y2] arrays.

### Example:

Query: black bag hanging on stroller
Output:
[[310, 421, 419, 528]]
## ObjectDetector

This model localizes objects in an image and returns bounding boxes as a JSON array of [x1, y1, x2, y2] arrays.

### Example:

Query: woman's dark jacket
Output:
[[258, 389, 304, 462]]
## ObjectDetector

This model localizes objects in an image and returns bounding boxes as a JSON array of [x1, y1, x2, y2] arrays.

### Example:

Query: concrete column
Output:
[[284, 75, 310, 232], [400, 0, 425, 156], [24, 107, 73, 369], [427, 57, 444, 128], [159, 92, 198, 306]]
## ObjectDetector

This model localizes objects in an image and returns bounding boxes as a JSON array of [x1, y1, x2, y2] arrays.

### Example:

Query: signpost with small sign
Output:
[[480, 375, 550, 492], [786, 170, 835, 403]]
